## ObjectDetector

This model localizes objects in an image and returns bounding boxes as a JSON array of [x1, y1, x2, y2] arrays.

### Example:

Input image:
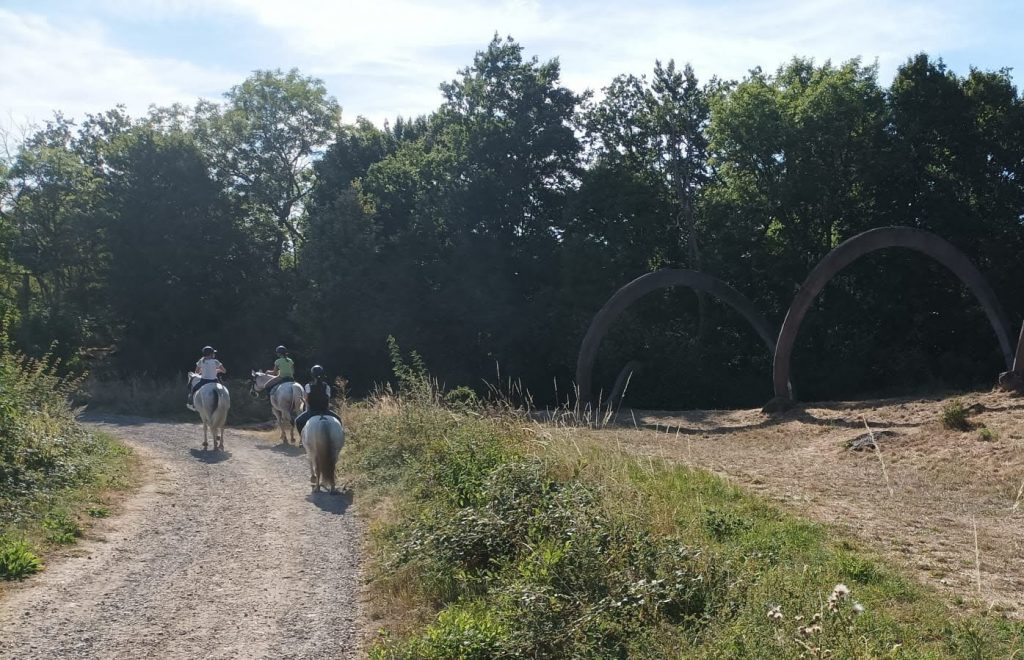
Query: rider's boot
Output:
[[186, 392, 196, 412]]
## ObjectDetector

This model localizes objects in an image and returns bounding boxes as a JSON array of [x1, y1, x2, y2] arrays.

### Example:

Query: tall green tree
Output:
[[194, 69, 341, 266], [304, 36, 584, 388], [104, 126, 271, 373], [0, 116, 111, 363]]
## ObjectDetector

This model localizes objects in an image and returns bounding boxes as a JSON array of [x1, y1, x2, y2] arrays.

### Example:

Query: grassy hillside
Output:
[[0, 347, 134, 585], [342, 375, 1023, 657]]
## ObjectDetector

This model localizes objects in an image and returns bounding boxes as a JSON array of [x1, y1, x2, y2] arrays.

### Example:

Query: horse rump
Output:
[[302, 415, 345, 493]]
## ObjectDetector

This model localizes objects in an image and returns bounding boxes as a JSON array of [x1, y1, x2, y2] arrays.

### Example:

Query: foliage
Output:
[[3, 43, 1024, 407], [940, 399, 972, 430], [350, 377, 1023, 658], [42, 510, 81, 544], [0, 333, 133, 580], [193, 68, 341, 263], [0, 536, 43, 579]]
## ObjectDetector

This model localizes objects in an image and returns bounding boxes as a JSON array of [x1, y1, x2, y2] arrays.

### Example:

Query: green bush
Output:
[[0, 536, 43, 579], [0, 344, 95, 522], [42, 510, 82, 544], [0, 332, 133, 574], [977, 426, 997, 442], [940, 399, 972, 431]]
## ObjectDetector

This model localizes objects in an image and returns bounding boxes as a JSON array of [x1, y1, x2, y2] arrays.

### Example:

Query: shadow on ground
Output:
[[188, 448, 232, 463], [255, 442, 305, 457], [306, 489, 353, 515]]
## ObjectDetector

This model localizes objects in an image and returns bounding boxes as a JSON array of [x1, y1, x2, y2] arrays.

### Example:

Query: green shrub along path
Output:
[[345, 355, 1023, 658], [0, 343, 134, 583]]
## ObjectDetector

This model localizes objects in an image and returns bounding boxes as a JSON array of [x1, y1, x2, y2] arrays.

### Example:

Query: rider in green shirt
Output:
[[261, 345, 295, 396]]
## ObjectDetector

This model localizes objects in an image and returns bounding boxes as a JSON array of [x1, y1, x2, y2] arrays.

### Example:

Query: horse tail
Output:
[[316, 421, 339, 490], [210, 386, 219, 414]]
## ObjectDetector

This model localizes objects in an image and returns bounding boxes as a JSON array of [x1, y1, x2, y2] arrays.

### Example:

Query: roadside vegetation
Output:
[[344, 349, 1023, 658], [0, 336, 134, 583]]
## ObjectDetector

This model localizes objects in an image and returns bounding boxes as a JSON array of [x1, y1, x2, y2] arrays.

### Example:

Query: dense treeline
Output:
[[2, 37, 1023, 407]]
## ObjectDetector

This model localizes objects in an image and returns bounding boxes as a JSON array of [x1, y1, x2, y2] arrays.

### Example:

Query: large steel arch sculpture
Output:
[[772, 227, 1015, 401], [576, 269, 777, 405]]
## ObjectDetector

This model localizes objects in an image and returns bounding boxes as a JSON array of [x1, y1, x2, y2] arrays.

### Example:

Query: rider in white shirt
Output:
[[187, 346, 226, 410]]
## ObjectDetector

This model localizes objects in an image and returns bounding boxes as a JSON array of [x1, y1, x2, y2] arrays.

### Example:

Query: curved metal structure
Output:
[[772, 227, 1014, 400], [576, 269, 777, 405]]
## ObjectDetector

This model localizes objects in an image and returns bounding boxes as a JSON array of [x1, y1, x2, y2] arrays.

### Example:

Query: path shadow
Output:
[[255, 442, 305, 457], [631, 406, 925, 436], [78, 412, 157, 426], [189, 448, 232, 463], [306, 488, 353, 515]]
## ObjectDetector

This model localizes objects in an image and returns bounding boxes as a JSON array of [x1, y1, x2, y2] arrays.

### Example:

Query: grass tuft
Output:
[[0, 536, 44, 579]]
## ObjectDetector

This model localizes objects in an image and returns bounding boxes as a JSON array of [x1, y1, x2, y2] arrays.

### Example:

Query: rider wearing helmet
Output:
[[187, 346, 225, 410], [294, 364, 341, 434], [260, 345, 295, 397]]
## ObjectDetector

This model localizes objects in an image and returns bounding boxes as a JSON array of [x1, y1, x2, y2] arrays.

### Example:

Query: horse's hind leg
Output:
[[274, 410, 288, 444], [202, 422, 209, 450]]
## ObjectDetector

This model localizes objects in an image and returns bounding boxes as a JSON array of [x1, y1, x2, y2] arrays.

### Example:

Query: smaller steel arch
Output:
[[576, 269, 777, 405], [772, 226, 1014, 401]]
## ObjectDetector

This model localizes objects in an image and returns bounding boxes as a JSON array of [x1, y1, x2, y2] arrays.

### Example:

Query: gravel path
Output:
[[0, 417, 363, 659]]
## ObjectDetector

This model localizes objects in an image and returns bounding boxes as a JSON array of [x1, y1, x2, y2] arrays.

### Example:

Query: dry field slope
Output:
[[592, 390, 1024, 617]]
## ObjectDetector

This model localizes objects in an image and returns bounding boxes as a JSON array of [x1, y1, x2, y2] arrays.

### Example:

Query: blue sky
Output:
[[2, 0, 1021, 131]]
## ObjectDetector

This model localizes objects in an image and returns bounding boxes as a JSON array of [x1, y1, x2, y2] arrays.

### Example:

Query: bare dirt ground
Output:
[[590, 390, 1024, 617], [0, 417, 363, 659]]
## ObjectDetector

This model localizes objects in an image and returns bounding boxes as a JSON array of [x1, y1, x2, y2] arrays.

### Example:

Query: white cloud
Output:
[[0, 0, 1003, 130], [194, 0, 975, 120], [0, 8, 238, 130]]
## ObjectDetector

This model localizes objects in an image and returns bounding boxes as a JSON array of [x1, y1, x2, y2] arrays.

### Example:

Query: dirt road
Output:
[[0, 417, 363, 659]]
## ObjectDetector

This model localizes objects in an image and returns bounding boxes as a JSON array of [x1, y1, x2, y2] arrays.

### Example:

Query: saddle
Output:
[[267, 377, 293, 396]]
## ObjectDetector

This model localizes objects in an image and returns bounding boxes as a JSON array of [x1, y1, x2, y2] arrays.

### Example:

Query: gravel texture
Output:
[[0, 417, 363, 659]]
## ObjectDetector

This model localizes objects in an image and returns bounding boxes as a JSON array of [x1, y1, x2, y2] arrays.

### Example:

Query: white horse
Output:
[[250, 371, 306, 444], [188, 373, 230, 451], [301, 414, 345, 493]]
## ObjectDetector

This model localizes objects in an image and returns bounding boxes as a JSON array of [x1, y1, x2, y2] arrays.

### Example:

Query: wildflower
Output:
[[767, 605, 784, 622], [794, 615, 804, 622], [799, 624, 822, 637], [827, 583, 851, 612], [852, 602, 865, 615], [811, 612, 822, 623]]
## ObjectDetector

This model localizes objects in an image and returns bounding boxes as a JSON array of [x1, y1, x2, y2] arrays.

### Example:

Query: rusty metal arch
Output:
[[772, 226, 1014, 401], [576, 269, 777, 405]]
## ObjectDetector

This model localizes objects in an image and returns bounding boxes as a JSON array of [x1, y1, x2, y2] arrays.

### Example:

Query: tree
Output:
[[194, 69, 341, 266], [0, 115, 110, 363], [581, 60, 714, 358], [103, 126, 271, 372]]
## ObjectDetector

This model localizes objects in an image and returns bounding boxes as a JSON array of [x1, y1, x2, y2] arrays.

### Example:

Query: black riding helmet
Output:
[[202, 346, 215, 357], [275, 345, 287, 356], [310, 365, 325, 379]]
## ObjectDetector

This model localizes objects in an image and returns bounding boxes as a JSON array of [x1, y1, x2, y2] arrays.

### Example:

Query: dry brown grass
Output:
[[581, 389, 1024, 618]]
